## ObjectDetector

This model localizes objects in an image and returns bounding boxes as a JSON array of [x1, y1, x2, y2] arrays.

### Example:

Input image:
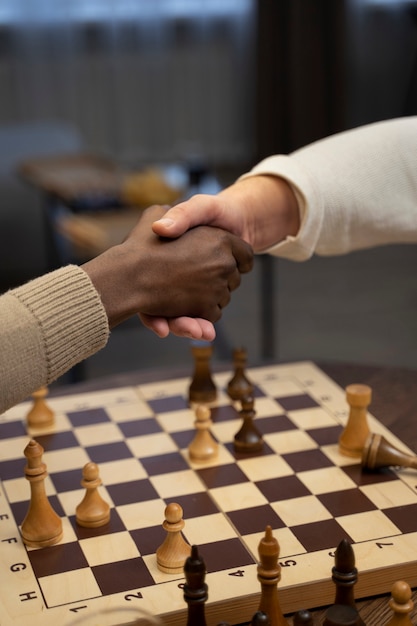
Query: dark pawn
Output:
[[252, 611, 271, 625], [329, 540, 365, 626], [184, 544, 208, 626], [234, 396, 263, 453], [188, 342, 217, 405], [323, 604, 364, 626], [293, 609, 314, 625], [227, 347, 254, 401]]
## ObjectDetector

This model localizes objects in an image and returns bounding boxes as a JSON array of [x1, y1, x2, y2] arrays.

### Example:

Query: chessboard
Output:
[[1, 361, 416, 626]]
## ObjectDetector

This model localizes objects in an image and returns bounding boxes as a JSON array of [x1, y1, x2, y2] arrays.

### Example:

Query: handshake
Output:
[[83, 173, 299, 339], [83, 203, 254, 340]]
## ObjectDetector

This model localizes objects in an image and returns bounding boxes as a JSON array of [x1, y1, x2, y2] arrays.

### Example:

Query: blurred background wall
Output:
[[0, 0, 256, 289], [254, 0, 417, 369], [0, 0, 416, 373]]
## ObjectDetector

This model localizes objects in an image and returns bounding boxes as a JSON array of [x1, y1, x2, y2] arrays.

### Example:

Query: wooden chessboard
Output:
[[1, 361, 416, 626]]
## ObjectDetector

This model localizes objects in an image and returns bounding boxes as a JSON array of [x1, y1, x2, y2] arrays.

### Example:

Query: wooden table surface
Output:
[[50, 360, 417, 625]]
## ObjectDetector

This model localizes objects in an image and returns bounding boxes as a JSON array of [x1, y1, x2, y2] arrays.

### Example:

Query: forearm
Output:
[[244, 116, 417, 260], [0, 266, 108, 413]]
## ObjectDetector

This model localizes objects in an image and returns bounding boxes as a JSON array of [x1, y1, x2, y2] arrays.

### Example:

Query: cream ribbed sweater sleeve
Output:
[[0, 265, 109, 414], [242, 116, 417, 260]]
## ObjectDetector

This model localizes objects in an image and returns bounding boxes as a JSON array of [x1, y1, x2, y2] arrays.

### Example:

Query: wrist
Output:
[[82, 243, 146, 328], [223, 174, 300, 252]]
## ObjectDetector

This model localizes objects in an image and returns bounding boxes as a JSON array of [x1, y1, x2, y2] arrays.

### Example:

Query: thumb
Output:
[[152, 196, 219, 238]]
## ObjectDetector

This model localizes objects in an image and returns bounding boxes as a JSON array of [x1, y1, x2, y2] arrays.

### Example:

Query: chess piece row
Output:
[[190, 370, 417, 471], [28, 359, 417, 473], [20, 438, 415, 625], [182, 531, 414, 626], [182, 525, 287, 626], [189, 399, 263, 462], [188, 344, 254, 405], [26, 344, 252, 430], [188, 345, 417, 472], [27, 345, 262, 465]]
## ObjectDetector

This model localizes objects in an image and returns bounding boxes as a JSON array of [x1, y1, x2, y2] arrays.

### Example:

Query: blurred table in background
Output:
[[18, 153, 184, 263], [56, 209, 142, 258], [18, 152, 124, 205], [18, 153, 127, 266]]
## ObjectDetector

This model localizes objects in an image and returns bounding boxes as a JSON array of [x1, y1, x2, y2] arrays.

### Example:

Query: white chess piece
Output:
[[189, 404, 218, 462]]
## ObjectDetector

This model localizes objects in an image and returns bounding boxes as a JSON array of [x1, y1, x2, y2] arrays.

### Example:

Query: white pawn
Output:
[[189, 404, 218, 463], [156, 503, 191, 574], [339, 384, 371, 457], [387, 580, 414, 626], [27, 387, 55, 429], [76, 462, 110, 528]]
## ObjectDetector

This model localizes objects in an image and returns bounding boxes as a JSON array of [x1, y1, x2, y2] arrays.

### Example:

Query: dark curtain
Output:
[[255, 0, 348, 160], [253, 0, 348, 359]]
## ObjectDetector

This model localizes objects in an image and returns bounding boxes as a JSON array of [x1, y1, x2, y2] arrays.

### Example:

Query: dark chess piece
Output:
[[217, 611, 271, 625], [234, 396, 263, 453], [251, 611, 271, 625], [227, 347, 254, 401], [184, 544, 208, 626], [325, 540, 365, 626], [323, 605, 364, 626], [188, 342, 217, 405], [362, 433, 417, 471], [293, 609, 314, 625]]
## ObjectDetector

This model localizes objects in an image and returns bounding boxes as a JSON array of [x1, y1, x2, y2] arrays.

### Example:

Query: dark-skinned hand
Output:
[[83, 205, 253, 331]]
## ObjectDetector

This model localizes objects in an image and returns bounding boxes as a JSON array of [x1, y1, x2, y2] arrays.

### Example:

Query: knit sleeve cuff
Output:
[[11, 265, 109, 383]]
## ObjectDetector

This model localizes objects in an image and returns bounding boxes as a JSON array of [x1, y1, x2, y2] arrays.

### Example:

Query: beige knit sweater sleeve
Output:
[[242, 116, 417, 260], [0, 265, 109, 414]]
